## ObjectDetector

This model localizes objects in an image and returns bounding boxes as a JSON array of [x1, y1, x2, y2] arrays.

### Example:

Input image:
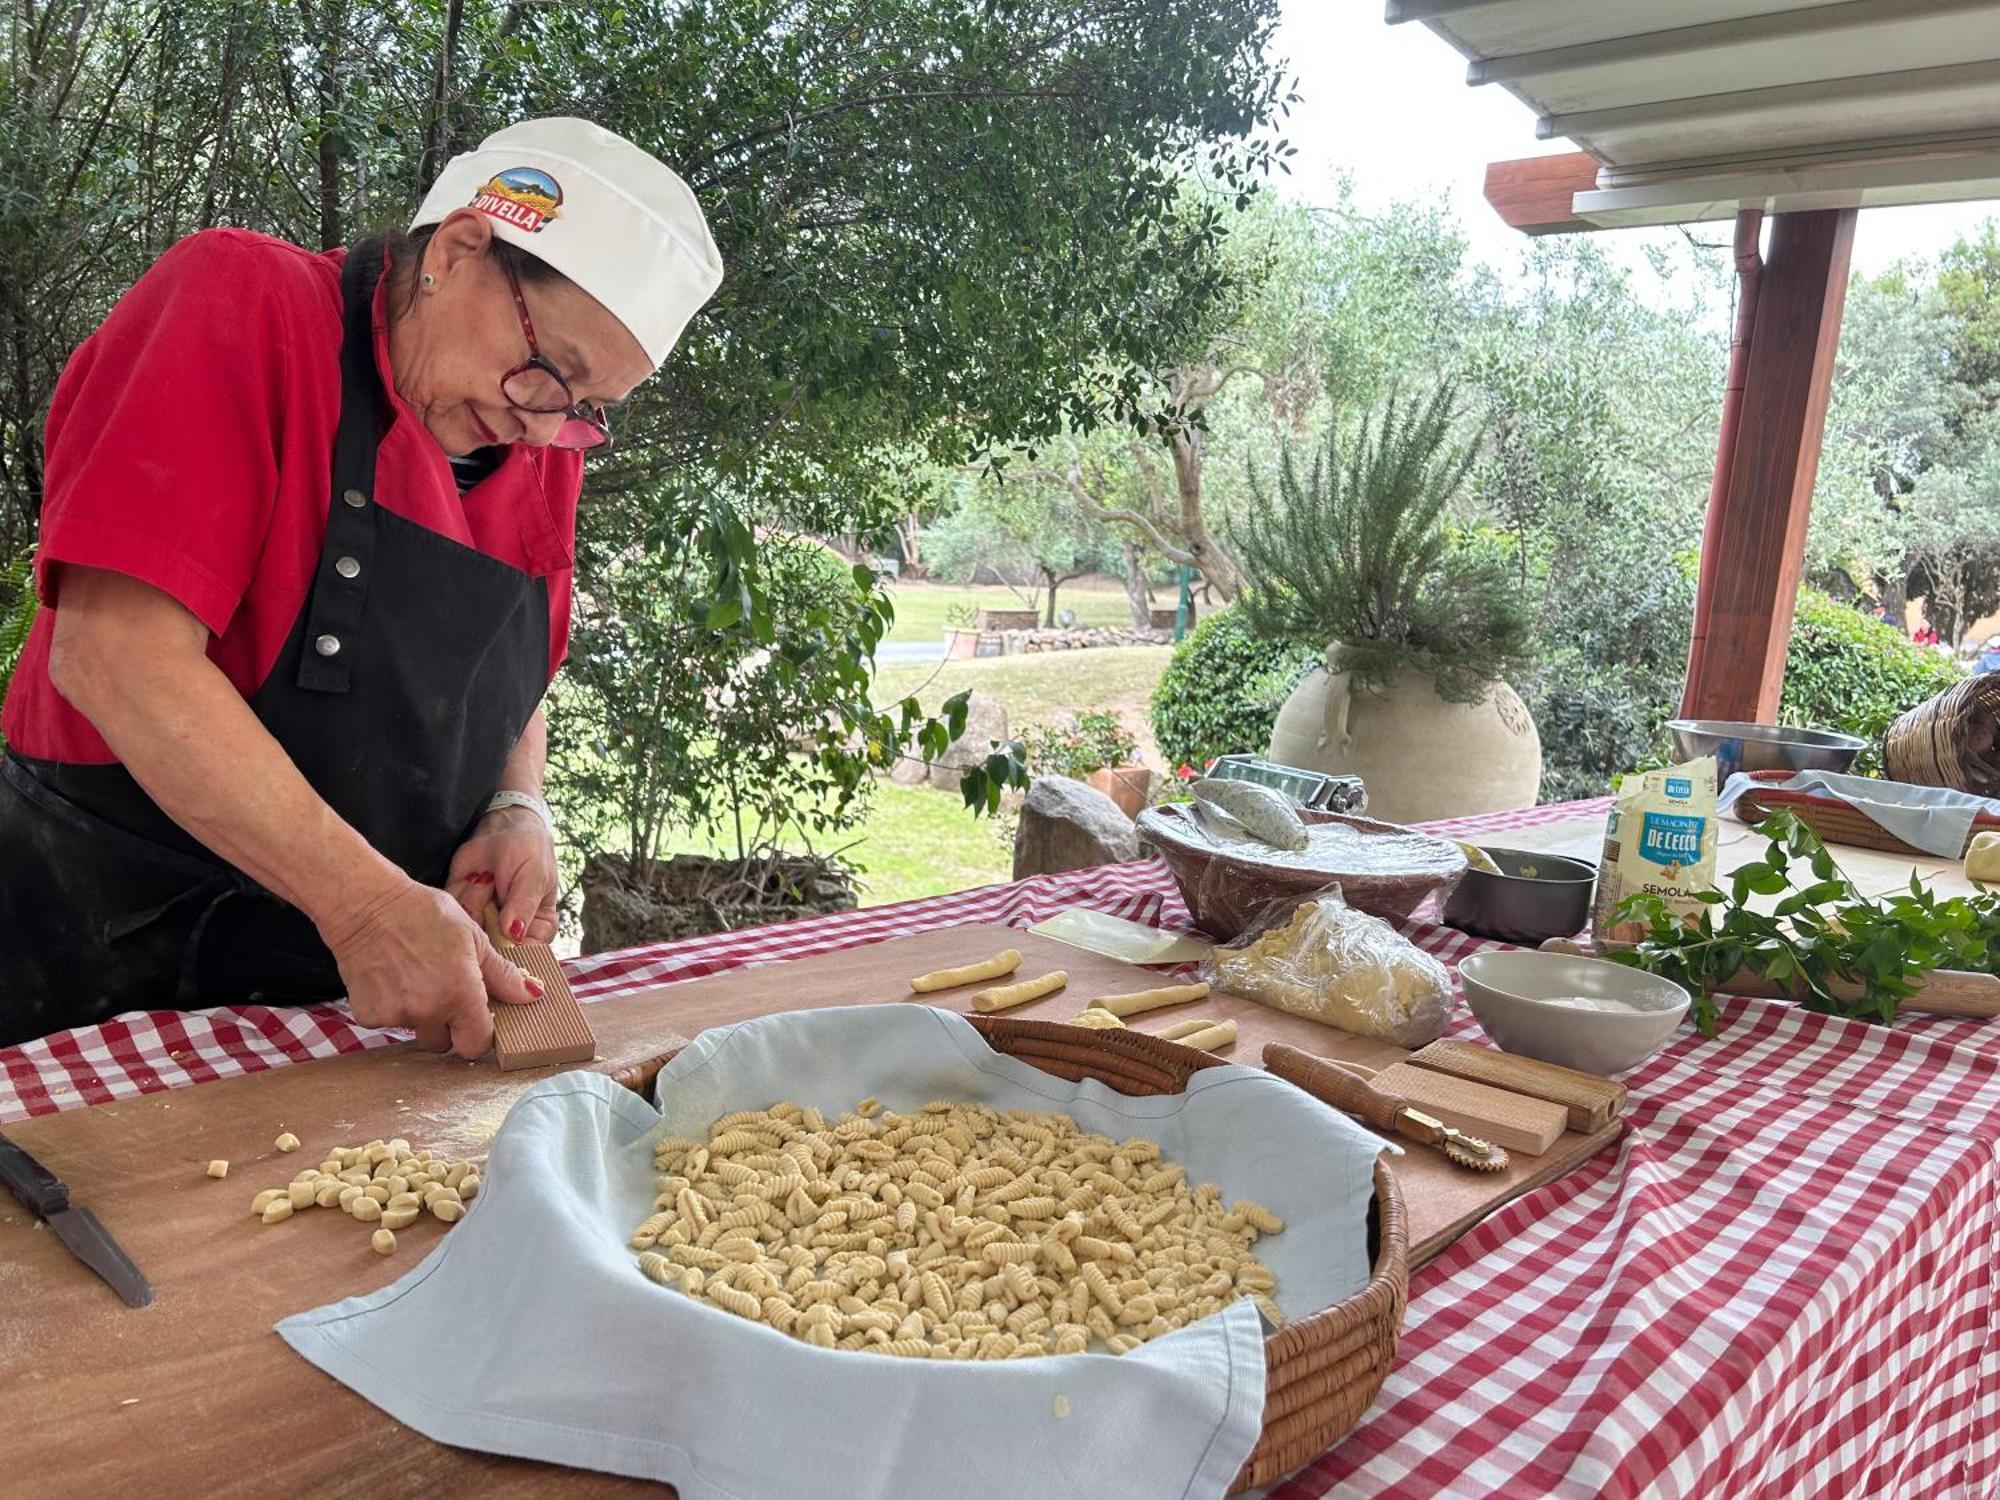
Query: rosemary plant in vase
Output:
[[1235, 384, 1539, 823]]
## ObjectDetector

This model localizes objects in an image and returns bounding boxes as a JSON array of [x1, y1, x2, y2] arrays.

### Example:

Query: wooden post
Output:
[[1679, 208, 1857, 724]]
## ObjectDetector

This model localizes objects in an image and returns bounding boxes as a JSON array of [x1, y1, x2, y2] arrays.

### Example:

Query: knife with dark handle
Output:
[[0, 1128, 153, 1307]]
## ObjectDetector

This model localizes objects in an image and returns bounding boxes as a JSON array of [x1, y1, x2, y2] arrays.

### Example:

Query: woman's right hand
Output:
[[319, 878, 542, 1057]]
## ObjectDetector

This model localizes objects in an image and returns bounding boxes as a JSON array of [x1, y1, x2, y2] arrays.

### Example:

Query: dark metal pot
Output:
[[1442, 847, 1597, 946]]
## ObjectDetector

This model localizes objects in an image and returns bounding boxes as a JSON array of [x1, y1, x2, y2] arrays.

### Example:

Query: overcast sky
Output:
[[1271, 2, 1999, 279]]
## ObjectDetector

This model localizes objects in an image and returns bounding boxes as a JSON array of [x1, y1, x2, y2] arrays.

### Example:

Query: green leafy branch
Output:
[[1610, 811, 2000, 1034]]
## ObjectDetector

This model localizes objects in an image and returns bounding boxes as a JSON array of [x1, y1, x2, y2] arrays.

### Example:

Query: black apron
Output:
[[0, 248, 549, 1045]]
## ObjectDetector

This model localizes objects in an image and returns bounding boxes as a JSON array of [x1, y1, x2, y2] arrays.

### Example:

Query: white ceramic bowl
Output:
[[1457, 951, 1690, 1076]]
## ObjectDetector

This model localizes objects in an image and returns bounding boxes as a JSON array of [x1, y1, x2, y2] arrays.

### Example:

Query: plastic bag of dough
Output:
[[1200, 889, 1455, 1047]]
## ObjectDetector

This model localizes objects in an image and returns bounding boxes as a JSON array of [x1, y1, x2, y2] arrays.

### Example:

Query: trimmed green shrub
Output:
[[1150, 609, 1322, 771], [1780, 588, 1963, 775]]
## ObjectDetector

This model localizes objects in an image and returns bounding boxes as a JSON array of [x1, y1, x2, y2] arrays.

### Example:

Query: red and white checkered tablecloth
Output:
[[6, 795, 1997, 1499]]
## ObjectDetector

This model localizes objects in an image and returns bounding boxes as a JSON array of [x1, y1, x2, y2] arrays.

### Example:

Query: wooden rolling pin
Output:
[[1539, 938, 2000, 1019]]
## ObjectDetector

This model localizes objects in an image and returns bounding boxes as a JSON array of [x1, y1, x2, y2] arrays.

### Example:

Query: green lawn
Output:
[[597, 638, 1178, 914], [873, 645, 1171, 749], [882, 581, 1142, 645], [658, 778, 1012, 907]]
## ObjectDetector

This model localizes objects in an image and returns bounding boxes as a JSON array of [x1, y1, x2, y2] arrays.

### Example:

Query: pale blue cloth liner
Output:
[[1720, 770, 2000, 859], [277, 1004, 1386, 1500]]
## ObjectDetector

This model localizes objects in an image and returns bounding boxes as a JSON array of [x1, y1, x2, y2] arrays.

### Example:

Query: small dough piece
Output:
[[910, 949, 1023, 994], [1067, 1009, 1125, 1030], [261, 1198, 294, 1225], [1085, 983, 1210, 1019], [1172, 1020, 1237, 1052], [372, 1228, 397, 1255], [1968, 830, 2000, 885], [380, 1206, 420, 1231], [971, 970, 1068, 1013], [205, 1160, 230, 1179], [274, 1132, 301, 1153]]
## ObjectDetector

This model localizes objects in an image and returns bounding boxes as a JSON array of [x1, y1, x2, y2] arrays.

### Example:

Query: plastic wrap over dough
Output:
[[1203, 892, 1456, 1047]]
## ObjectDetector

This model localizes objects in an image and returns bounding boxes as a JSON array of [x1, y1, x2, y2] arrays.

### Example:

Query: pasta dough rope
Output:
[[1083, 983, 1211, 1018], [908, 950, 1024, 993], [970, 970, 1069, 1013]]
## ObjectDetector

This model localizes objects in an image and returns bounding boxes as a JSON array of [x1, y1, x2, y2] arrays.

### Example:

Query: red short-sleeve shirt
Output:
[[1, 228, 582, 764]]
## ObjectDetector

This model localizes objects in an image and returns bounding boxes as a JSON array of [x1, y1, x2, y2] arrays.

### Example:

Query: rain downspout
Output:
[[1681, 207, 1765, 718]]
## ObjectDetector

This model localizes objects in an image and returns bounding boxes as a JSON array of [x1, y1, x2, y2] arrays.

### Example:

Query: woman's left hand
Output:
[[447, 805, 559, 945]]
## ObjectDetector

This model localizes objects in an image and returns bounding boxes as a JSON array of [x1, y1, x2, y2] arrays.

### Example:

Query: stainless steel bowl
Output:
[[1665, 720, 1867, 781]]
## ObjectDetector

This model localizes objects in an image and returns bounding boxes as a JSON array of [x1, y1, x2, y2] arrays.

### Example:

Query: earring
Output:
[[421, 272, 436, 289]]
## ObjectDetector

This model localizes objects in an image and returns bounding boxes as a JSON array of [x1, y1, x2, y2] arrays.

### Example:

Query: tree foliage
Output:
[[922, 468, 1117, 625], [2, 0, 1292, 865], [1812, 230, 2000, 637]]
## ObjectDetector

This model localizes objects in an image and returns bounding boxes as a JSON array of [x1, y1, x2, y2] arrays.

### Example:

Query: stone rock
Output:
[[1012, 775, 1140, 879], [888, 755, 933, 787], [923, 691, 1011, 792], [999, 626, 1171, 654]]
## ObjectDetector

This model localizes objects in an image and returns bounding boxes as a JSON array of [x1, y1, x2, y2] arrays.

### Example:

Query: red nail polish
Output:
[[509, 919, 526, 941], [478, 872, 496, 885], [526, 979, 544, 997]]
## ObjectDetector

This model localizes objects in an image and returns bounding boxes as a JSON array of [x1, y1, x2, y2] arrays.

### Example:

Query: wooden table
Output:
[[7, 801, 1995, 1498], [0, 921, 1614, 1497]]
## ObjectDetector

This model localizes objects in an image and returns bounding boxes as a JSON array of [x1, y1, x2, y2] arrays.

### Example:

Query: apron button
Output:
[[335, 556, 361, 579], [314, 634, 342, 657], [342, 488, 368, 509]]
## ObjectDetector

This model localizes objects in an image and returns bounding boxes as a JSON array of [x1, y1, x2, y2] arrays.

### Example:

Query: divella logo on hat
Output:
[[471, 167, 564, 233], [413, 117, 725, 368]]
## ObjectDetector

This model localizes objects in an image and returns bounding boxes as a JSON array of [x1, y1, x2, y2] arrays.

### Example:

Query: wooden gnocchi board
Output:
[[0, 923, 1621, 1497]]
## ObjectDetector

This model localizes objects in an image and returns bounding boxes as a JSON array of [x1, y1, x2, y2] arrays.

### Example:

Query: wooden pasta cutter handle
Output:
[[1263, 1044, 1509, 1173]]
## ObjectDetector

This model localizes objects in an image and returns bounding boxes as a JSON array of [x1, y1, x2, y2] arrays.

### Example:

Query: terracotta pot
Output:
[[1268, 647, 1540, 824], [1085, 765, 1154, 818]]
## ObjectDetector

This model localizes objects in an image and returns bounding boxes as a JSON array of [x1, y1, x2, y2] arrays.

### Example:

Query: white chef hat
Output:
[[412, 117, 723, 368]]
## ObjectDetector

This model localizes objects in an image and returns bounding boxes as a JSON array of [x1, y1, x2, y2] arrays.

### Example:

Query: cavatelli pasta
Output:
[[628, 1095, 1281, 1358]]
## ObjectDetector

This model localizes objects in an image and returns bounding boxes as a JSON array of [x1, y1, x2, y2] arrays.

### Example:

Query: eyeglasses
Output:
[[499, 263, 611, 451]]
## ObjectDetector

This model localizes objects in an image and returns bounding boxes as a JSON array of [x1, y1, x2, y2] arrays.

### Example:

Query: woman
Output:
[[0, 118, 722, 1055]]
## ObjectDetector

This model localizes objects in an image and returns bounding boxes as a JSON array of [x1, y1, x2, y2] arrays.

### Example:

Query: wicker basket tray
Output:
[[614, 1017, 1409, 1487], [1727, 768, 2000, 857], [1137, 802, 1466, 940], [964, 1016, 1409, 1491]]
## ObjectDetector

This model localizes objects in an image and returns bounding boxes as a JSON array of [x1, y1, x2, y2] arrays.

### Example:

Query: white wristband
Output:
[[484, 790, 554, 834]]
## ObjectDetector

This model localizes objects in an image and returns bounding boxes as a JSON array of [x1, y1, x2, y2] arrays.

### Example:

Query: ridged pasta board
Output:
[[0, 924, 1619, 1497]]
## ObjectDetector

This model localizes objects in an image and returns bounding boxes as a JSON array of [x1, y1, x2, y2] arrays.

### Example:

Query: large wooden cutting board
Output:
[[0, 924, 1621, 1498]]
